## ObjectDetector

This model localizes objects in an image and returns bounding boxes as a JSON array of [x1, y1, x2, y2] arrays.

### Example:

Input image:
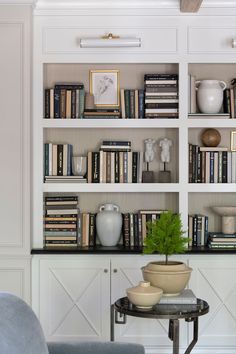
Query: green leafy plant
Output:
[[143, 210, 188, 264]]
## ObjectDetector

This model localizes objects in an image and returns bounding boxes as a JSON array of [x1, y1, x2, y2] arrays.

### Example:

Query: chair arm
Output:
[[47, 341, 145, 354]]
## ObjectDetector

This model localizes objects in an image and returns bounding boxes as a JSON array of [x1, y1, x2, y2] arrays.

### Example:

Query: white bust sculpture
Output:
[[159, 138, 172, 163], [144, 138, 156, 163]]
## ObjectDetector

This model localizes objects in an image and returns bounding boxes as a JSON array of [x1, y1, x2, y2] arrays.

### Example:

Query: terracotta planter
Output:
[[142, 262, 192, 296]]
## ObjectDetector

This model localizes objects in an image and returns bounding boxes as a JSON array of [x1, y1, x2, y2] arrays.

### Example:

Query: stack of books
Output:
[[44, 143, 73, 179], [188, 214, 209, 247], [144, 73, 179, 118], [44, 195, 79, 247], [188, 144, 236, 183], [159, 289, 197, 304], [44, 83, 85, 119], [120, 89, 145, 119], [44, 176, 87, 183], [87, 140, 143, 183], [207, 232, 236, 249], [83, 109, 120, 119]]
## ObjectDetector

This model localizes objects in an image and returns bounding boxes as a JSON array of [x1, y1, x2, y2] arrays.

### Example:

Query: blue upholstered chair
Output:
[[0, 292, 145, 354]]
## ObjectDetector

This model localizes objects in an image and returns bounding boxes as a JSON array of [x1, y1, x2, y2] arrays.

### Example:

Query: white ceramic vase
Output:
[[196, 80, 226, 114], [96, 203, 122, 246]]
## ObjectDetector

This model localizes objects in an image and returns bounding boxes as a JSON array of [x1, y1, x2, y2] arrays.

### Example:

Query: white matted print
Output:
[[90, 70, 120, 107]]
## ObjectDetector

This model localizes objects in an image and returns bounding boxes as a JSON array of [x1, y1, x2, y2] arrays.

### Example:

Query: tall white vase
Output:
[[196, 80, 226, 114], [96, 203, 122, 246]]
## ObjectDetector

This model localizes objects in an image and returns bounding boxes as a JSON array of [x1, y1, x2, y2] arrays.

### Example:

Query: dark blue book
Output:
[[54, 88, 60, 118], [138, 90, 145, 118]]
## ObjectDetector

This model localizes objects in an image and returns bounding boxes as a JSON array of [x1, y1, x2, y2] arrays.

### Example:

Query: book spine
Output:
[[129, 90, 135, 118], [123, 213, 130, 247], [54, 88, 60, 118], [44, 89, 50, 118], [124, 90, 130, 118]]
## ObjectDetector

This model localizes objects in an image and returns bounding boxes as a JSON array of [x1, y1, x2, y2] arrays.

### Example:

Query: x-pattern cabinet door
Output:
[[189, 256, 236, 348], [37, 257, 110, 341], [111, 256, 188, 349]]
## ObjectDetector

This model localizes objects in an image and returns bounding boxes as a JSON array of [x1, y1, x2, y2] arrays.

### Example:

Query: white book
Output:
[[159, 289, 197, 304], [145, 98, 179, 103], [205, 152, 210, 183], [50, 88, 54, 118], [145, 92, 178, 96], [120, 89, 126, 119], [48, 143, 53, 176], [199, 146, 228, 152], [232, 151, 236, 183], [214, 152, 218, 184], [190, 75, 197, 114], [145, 108, 178, 113], [145, 80, 177, 85], [99, 151, 104, 183]]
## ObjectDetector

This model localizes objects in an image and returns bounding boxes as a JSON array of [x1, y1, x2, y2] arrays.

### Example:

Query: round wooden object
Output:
[[201, 128, 221, 147]]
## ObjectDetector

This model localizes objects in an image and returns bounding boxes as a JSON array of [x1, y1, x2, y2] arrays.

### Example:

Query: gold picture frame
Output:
[[89, 69, 120, 107], [231, 131, 236, 151]]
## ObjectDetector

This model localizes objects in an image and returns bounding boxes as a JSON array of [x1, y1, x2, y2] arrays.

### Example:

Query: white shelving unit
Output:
[[32, 3, 236, 352]]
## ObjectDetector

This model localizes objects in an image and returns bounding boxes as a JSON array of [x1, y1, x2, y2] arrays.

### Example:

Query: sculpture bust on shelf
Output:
[[142, 138, 156, 183], [159, 138, 172, 183]]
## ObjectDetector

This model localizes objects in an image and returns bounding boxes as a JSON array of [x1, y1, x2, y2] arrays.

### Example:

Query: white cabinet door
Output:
[[189, 256, 236, 349], [111, 256, 188, 350], [0, 257, 31, 304], [34, 256, 110, 341]]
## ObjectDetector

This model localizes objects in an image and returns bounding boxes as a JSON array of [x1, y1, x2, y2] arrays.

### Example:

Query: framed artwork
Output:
[[90, 70, 120, 107], [231, 131, 236, 151]]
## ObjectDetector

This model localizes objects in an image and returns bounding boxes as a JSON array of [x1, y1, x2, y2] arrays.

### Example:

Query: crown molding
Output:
[[34, 0, 236, 10]]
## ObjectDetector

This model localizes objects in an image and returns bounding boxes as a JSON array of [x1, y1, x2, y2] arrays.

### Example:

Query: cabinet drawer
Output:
[[43, 26, 178, 55], [188, 27, 236, 54]]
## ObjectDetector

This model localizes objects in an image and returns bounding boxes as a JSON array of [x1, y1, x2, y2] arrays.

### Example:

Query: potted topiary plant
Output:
[[141, 210, 192, 296]]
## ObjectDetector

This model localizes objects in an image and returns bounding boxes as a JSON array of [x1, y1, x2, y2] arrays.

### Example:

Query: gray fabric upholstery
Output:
[[0, 292, 145, 354], [48, 341, 145, 354], [0, 292, 49, 354]]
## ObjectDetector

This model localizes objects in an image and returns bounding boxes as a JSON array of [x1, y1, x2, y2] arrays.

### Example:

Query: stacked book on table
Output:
[[44, 195, 79, 247], [188, 144, 236, 183], [144, 73, 179, 119], [44, 83, 85, 119], [83, 109, 120, 119], [159, 289, 197, 304], [87, 140, 143, 183], [188, 214, 209, 247], [207, 232, 236, 249], [120, 89, 145, 118]]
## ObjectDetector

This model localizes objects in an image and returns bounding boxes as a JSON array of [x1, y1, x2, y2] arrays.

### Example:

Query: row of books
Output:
[[207, 232, 236, 249], [188, 144, 236, 183], [120, 89, 145, 119], [144, 73, 179, 119], [44, 143, 73, 177], [44, 195, 79, 247], [44, 83, 85, 119], [188, 214, 209, 247], [87, 140, 142, 183]]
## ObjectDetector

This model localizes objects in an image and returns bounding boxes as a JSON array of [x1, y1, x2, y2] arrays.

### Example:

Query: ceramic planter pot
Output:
[[126, 281, 163, 309], [142, 262, 192, 296], [196, 79, 226, 114]]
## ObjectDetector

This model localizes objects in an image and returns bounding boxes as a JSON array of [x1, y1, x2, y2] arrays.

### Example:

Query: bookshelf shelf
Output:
[[187, 183, 236, 192], [42, 118, 180, 129], [188, 119, 236, 128], [43, 183, 180, 193]]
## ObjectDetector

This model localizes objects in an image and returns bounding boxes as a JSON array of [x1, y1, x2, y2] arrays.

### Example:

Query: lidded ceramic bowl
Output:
[[126, 281, 163, 309]]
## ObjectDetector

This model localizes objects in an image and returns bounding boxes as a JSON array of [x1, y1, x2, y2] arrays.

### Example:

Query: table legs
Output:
[[168, 319, 180, 354], [168, 317, 199, 354]]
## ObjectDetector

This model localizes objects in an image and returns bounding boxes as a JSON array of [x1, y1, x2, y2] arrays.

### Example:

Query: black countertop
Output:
[[31, 246, 236, 255]]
